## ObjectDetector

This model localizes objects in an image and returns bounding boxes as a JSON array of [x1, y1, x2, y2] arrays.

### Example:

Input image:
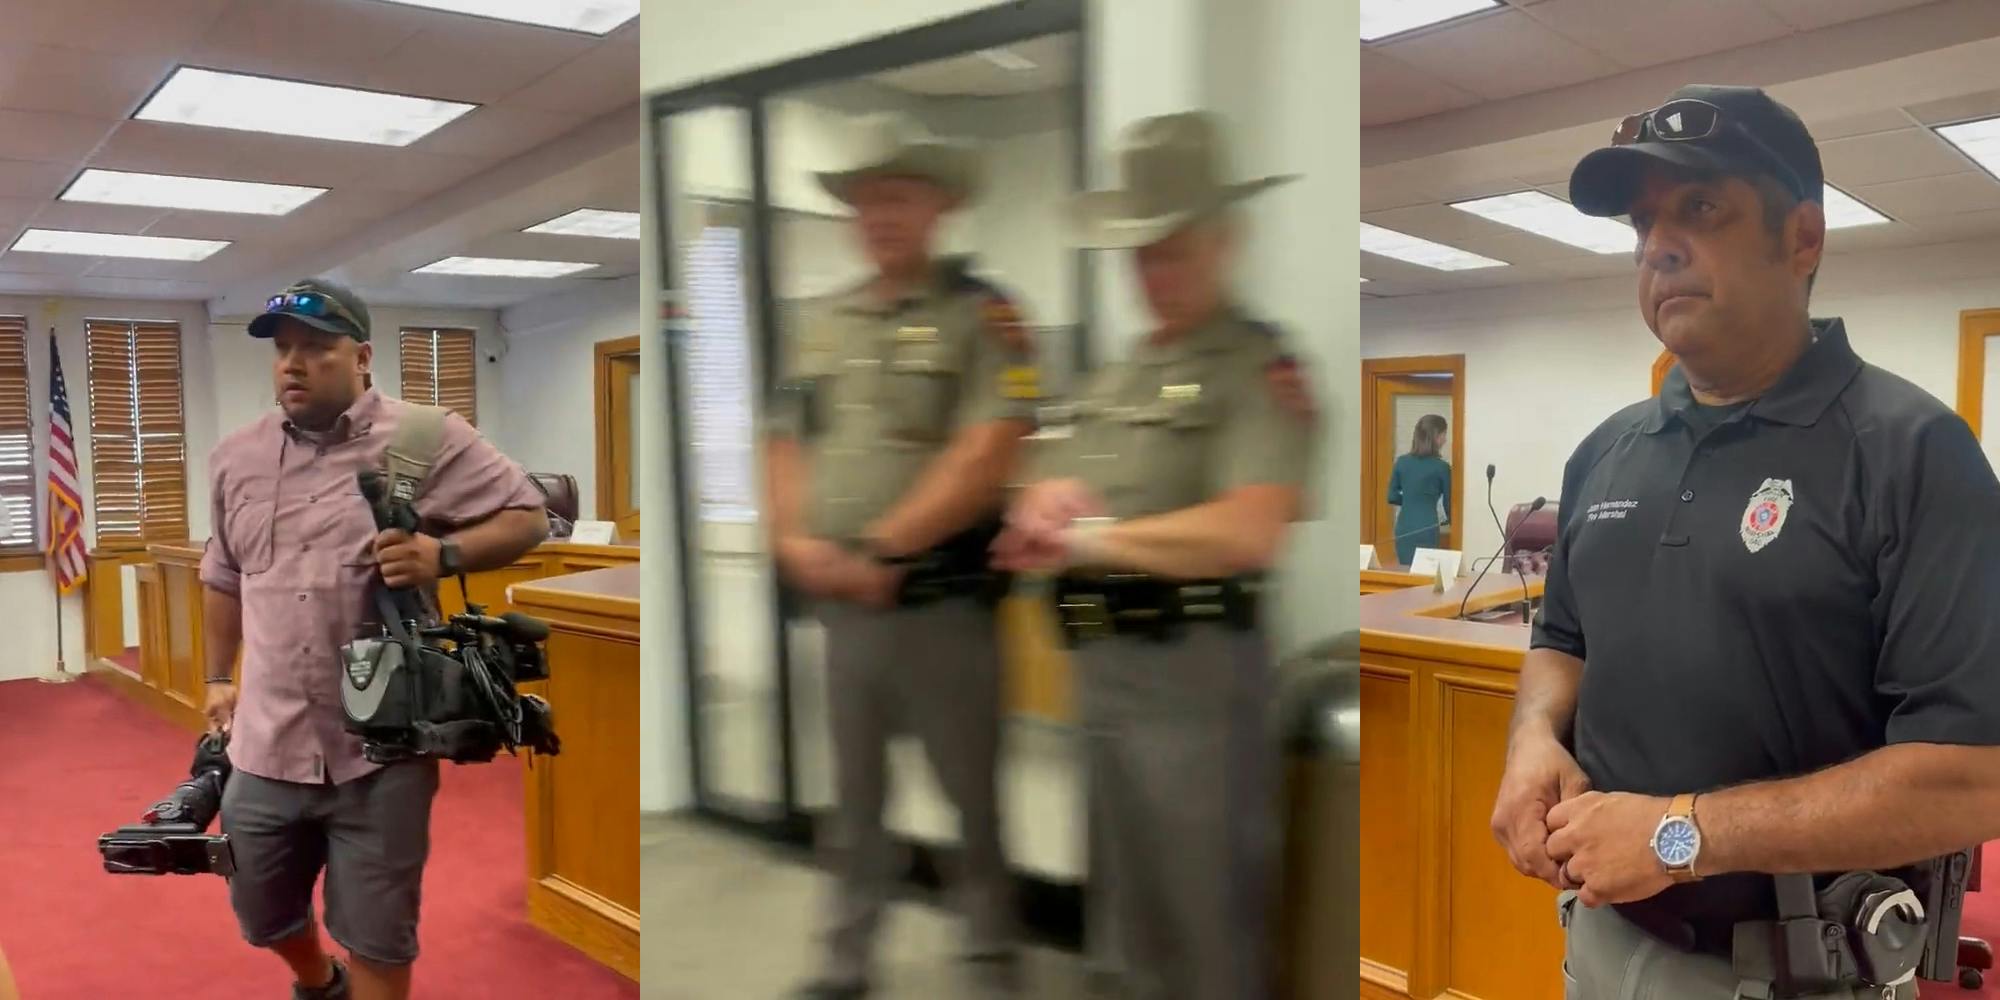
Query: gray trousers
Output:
[[1076, 626, 1278, 1000], [814, 597, 1014, 984], [1560, 892, 1918, 1000]]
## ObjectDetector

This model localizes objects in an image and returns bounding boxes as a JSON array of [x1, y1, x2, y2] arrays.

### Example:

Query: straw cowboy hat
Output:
[[814, 112, 982, 207], [1070, 111, 1297, 249]]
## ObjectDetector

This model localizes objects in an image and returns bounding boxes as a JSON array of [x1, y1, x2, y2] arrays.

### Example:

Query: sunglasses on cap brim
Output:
[[1611, 98, 1805, 201], [265, 291, 359, 330]]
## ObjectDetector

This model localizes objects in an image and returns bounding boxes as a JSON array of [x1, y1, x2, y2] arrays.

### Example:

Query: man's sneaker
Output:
[[788, 977, 869, 1000], [292, 958, 349, 1000]]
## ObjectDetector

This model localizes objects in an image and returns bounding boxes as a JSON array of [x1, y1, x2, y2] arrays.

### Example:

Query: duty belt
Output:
[[1049, 573, 1263, 645], [854, 519, 1010, 608]]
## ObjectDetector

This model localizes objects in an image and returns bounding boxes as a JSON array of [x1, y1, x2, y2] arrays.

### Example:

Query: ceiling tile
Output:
[[87, 121, 270, 183], [1757, 0, 1937, 32], [0, 252, 97, 277], [1854, 172, 2000, 218], [0, 44, 176, 119], [1819, 128, 1971, 187], [0, 160, 77, 200], [31, 200, 175, 234], [0, 110, 115, 164], [507, 37, 639, 114], [1522, 0, 1793, 69], [363, 21, 596, 105], [3, 0, 234, 56], [1899, 205, 2000, 243], [1903, 89, 2000, 128], [1808, 108, 1918, 140], [1361, 48, 1481, 127], [413, 104, 583, 159], [84, 257, 220, 281], [1375, 8, 1626, 102], [185, 0, 430, 86]]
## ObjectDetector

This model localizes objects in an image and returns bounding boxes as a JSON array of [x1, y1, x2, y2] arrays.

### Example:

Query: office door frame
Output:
[[594, 335, 642, 540], [1957, 308, 2000, 439], [1361, 355, 1466, 565]]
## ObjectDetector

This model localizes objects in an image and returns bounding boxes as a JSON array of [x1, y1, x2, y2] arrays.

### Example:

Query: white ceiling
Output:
[[0, 0, 639, 313], [1361, 0, 2000, 298], [871, 34, 1076, 98]]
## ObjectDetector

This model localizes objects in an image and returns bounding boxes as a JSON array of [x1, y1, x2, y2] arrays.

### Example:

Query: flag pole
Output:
[[39, 325, 76, 684], [41, 569, 74, 684]]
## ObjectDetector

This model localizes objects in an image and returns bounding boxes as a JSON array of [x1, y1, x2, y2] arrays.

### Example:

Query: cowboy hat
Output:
[[814, 112, 982, 207], [1069, 111, 1296, 249]]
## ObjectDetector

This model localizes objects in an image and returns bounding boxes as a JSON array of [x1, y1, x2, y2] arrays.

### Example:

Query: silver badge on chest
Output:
[[1739, 478, 1793, 553]]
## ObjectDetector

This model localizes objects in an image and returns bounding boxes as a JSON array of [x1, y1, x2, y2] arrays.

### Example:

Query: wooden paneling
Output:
[[158, 557, 202, 714], [999, 592, 1072, 722], [1360, 573, 1565, 1000], [594, 336, 641, 542], [513, 567, 640, 982], [85, 547, 152, 663]]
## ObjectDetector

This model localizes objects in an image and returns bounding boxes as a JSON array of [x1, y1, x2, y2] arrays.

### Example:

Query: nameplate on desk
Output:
[[570, 520, 618, 545], [1408, 547, 1462, 582], [1358, 544, 1380, 571]]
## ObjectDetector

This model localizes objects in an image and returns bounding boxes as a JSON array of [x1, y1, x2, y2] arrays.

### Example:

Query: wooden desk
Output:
[[96, 540, 638, 733], [509, 565, 640, 982], [1360, 572, 1559, 1000], [1361, 569, 1433, 595]]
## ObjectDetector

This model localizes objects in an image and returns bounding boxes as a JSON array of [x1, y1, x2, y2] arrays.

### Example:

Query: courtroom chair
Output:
[[1502, 501, 1559, 575], [528, 472, 580, 539]]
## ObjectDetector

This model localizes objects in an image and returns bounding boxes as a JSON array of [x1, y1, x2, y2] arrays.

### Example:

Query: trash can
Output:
[[1275, 630, 1362, 1000]]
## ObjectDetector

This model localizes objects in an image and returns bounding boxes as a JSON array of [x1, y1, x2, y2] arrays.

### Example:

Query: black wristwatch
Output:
[[437, 536, 464, 578]]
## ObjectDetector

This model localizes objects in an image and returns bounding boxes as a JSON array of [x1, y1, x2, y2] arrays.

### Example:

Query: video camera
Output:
[[339, 470, 561, 765], [97, 732, 235, 877]]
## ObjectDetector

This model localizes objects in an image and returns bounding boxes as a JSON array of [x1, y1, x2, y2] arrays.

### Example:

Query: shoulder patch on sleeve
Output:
[[978, 291, 1036, 358]]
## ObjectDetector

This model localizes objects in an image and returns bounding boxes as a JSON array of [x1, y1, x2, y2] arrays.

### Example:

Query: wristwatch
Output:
[[1651, 793, 1704, 883], [437, 536, 464, 578]]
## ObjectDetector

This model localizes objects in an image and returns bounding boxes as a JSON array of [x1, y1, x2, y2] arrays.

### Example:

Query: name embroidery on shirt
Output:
[[1585, 499, 1639, 522]]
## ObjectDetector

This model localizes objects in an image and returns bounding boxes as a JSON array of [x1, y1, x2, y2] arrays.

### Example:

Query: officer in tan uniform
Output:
[[765, 113, 1038, 1000], [993, 111, 1318, 1000]]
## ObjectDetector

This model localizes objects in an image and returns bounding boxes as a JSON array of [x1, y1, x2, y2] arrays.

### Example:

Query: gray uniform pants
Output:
[[1076, 625, 1278, 1000], [815, 597, 1013, 984], [1560, 892, 1919, 999]]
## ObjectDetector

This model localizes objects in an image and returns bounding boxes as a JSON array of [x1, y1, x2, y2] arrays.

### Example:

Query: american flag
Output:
[[45, 331, 86, 593]]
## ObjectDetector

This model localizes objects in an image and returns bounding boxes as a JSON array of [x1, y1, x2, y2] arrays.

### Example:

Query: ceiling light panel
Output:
[[375, 0, 639, 34], [61, 169, 326, 216], [1450, 191, 1634, 254], [134, 68, 477, 147], [523, 209, 641, 239], [1821, 185, 1890, 230], [1360, 222, 1506, 270], [1937, 116, 2000, 181], [414, 256, 597, 278], [1361, 0, 1501, 42], [10, 229, 229, 261]]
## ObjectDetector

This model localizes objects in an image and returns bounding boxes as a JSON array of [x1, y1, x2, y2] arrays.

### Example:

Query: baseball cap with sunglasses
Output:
[[247, 277, 372, 342], [1569, 84, 1824, 219]]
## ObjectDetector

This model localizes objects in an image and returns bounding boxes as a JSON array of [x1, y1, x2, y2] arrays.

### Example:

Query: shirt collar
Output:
[[284, 388, 384, 443], [1136, 303, 1242, 366], [1644, 317, 1861, 434], [836, 260, 953, 317]]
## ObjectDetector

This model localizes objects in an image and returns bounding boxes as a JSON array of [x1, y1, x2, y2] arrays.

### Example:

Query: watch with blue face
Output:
[[1651, 792, 1703, 883]]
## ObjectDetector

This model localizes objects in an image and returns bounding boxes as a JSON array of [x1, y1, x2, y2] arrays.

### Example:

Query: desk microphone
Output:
[[1460, 494, 1546, 622]]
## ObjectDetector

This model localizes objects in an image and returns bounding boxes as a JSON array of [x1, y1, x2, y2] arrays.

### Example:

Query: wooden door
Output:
[[594, 336, 641, 541], [1958, 309, 2000, 474], [1362, 357, 1465, 568]]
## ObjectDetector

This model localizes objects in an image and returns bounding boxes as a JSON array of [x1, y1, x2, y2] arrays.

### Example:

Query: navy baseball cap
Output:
[[248, 277, 372, 342], [1569, 85, 1823, 218]]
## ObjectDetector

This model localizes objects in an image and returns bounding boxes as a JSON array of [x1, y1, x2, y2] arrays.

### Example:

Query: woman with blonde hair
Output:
[[1388, 413, 1451, 566]]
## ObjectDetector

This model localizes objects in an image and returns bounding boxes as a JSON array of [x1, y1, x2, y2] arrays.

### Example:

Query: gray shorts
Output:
[[219, 760, 440, 965]]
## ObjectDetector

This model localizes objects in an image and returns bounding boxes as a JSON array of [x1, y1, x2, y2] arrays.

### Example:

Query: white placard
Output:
[[1359, 544, 1380, 571], [569, 520, 618, 545], [1408, 547, 1462, 582]]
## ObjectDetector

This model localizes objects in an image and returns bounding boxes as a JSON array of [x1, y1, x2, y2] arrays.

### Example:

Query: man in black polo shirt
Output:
[[1489, 84, 2000, 998]]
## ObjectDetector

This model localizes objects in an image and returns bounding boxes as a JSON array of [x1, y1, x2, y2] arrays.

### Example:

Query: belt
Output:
[[1049, 573, 1263, 644]]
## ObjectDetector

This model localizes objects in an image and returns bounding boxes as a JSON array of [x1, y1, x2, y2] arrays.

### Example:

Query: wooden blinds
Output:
[[85, 319, 188, 546], [0, 318, 32, 555], [398, 328, 477, 426]]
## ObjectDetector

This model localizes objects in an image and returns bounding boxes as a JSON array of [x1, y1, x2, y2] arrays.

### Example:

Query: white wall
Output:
[[1360, 241, 2000, 564]]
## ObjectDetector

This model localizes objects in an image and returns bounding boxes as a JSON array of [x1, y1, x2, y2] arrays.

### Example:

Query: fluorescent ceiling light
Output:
[[1360, 222, 1506, 270], [1450, 190, 1633, 254], [978, 48, 1038, 72], [1362, 0, 1500, 42], [414, 256, 596, 278], [1822, 185, 1890, 230], [61, 169, 326, 216], [134, 68, 476, 147], [523, 208, 641, 239], [10, 228, 229, 261], [1937, 115, 2000, 185], [374, 0, 638, 34]]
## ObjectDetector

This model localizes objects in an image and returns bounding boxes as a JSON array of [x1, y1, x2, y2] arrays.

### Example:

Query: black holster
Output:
[[892, 518, 1011, 608], [1749, 868, 1934, 997]]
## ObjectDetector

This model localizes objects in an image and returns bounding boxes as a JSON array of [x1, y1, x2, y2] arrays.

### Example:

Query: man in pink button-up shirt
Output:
[[200, 278, 547, 1000]]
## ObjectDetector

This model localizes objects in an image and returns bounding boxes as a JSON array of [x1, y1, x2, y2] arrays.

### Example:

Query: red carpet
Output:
[[0, 677, 637, 1000]]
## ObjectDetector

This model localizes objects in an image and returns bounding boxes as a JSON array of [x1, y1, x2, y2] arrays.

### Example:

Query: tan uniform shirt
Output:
[[1036, 306, 1315, 518], [770, 265, 1037, 540]]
